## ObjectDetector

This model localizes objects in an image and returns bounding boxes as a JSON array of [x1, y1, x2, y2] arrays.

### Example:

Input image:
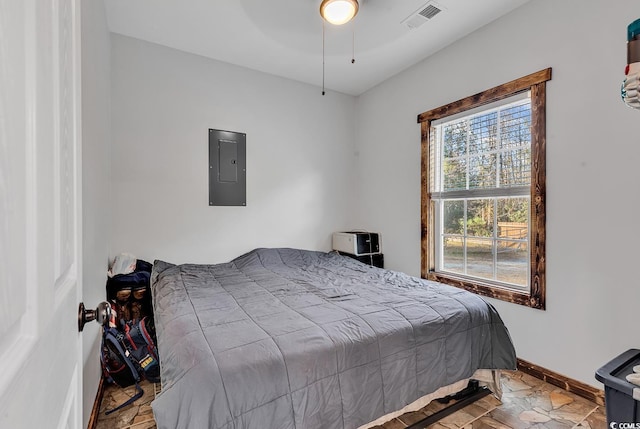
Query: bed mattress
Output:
[[150, 248, 516, 429]]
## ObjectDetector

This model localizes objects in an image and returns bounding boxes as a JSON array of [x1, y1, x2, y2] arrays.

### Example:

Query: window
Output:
[[418, 69, 551, 309]]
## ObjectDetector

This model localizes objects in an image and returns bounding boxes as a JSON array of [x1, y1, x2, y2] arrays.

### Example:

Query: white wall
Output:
[[81, 0, 111, 426], [110, 35, 356, 265], [352, 0, 640, 388], [107, 0, 638, 391]]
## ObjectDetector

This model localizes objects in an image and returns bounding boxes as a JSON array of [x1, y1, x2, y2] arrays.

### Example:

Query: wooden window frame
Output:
[[417, 68, 551, 310]]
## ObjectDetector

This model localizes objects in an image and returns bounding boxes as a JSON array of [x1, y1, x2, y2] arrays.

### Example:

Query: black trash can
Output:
[[596, 349, 640, 426]]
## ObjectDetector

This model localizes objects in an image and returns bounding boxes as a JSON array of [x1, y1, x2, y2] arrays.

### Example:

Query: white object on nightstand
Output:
[[332, 231, 381, 256]]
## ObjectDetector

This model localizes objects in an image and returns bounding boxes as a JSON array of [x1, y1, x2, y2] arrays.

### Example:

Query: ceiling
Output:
[[104, 0, 531, 96]]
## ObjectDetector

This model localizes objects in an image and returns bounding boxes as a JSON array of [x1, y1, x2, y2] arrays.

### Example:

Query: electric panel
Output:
[[209, 129, 246, 206]]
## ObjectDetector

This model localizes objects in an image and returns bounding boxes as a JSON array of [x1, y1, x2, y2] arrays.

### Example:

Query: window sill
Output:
[[425, 271, 545, 310]]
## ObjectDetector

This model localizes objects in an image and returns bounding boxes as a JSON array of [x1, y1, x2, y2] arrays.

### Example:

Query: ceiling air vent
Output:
[[402, 1, 444, 30], [419, 4, 442, 19]]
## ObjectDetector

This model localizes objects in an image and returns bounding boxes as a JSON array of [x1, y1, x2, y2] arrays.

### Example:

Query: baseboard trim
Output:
[[517, 358, 605, 406], [87, 376, 105, 429]]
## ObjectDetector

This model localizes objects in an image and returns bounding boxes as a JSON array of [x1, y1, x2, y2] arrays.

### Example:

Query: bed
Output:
[[149, 248, 516, 429]]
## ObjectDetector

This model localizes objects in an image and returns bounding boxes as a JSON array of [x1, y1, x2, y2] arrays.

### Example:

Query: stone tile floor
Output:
[[96, 379, 159, 429], [95, 371, 606, 429]]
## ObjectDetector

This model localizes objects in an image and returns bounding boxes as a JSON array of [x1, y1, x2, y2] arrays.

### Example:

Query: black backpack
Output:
[[100, 317, 160, 414], [122, 317, 160, 382], [106, 259, 153, 323]]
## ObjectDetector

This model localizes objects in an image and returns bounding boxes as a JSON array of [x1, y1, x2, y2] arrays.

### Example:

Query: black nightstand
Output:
[[342, 252, 384, 268]]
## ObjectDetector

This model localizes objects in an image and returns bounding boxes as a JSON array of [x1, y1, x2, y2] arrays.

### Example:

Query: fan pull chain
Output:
[[322, 19, 356, 95], [352, 26, 355, 64], [322, 20, 326, 96]]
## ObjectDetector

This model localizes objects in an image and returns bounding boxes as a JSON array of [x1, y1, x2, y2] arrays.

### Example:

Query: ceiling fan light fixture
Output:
[[320, 0, 359, 25]]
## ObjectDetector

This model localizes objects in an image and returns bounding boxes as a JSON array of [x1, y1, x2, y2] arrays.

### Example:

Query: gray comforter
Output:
[[150, 248, 516, 429]]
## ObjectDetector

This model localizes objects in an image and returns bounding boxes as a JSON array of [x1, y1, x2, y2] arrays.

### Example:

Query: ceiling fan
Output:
[[318, 0, 359, 95]]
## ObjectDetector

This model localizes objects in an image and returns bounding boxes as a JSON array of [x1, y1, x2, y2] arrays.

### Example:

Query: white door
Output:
[[0, 0, 83, 428]]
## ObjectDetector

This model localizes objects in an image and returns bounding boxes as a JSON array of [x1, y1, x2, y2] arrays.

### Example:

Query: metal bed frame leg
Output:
[[405, 380, 491, 429]]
